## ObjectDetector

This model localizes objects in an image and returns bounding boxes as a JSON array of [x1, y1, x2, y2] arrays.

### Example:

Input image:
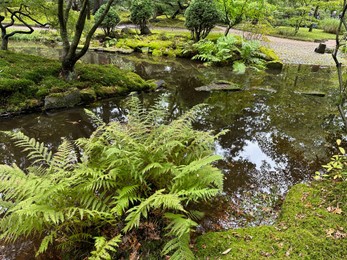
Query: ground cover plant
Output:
[[0, 51, 155, 115], [0, 96, 225, 259]]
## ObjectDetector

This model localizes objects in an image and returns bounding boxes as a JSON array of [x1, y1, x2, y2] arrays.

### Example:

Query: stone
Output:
[[294, 91, 325, 97], [44, 90, 81, 110], [195, 81, 241, 92], [314, 43, 326, 54]]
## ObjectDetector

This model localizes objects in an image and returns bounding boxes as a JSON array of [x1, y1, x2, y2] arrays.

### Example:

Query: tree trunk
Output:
[[308, 6, 319, 32], [61, 57, 77, 80], [1, 36, 8, 50]]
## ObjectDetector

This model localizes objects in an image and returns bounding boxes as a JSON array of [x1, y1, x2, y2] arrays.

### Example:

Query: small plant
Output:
[[315, 139, 347, 180], [94, 4, 120, 37], [0, 95, 225, 259]]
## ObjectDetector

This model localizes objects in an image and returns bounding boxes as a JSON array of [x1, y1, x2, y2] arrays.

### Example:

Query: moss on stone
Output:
[[195, 181, 347, 259], [0, 51, 154, 115]]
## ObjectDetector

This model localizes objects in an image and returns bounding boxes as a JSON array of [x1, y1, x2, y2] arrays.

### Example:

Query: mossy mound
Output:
[[0, 51, 155, 116], [196, 181, 347, 259]]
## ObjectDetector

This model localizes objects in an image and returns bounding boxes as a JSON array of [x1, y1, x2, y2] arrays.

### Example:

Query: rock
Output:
[[252, 87, 277, 93], [325, 47, 334, 54], [154, 80, 166, 89], [314, 43, 326, 54], [115, 48, 134, 54], [195, 81, 242, 92], [266, 61, 283, 71], [44, 90, 81, 110], [294, 91, 325, 97]]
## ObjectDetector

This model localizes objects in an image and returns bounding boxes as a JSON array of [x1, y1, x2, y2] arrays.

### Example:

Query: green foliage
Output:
[[0, 96, 225, 258], [191, 35, 266, 73], [130, 0, 154, 34], [184, 0, 220, 41], [315, 139, 347, 181], [320, 18, 341, 34], [95, 4, 120, 37]]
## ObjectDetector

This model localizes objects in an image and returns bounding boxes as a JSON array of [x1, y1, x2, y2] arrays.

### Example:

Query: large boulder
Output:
[[44, 90, 81, 110]]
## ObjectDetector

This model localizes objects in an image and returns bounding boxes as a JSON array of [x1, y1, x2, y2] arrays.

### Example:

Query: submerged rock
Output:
[[294, 91, 326, 97], [195, 81, 242, 92]]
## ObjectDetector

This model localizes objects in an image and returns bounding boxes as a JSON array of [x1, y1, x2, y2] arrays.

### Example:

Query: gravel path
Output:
[[220, 27, 342, 66]]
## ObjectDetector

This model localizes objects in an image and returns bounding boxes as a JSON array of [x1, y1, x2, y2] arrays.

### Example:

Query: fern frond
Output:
[[50, 138, 77, 173], [162, 233, 194, 260], [90, 235, 122, 260], [84, 109, 106, 128], [2, 131, 52, 166], [123, 190, 185, 232], [36, 231, 57, 256]]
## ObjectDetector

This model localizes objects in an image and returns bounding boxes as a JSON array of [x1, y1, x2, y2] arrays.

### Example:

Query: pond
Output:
[[0, 42, 342, 240]]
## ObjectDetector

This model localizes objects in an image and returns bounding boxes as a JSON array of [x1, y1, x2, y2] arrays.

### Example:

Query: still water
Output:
[[0, 43, 342, 231]]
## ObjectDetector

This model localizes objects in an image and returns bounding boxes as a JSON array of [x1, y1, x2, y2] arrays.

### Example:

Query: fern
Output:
[[90, 235, 122, 260], [0, 96, 225, 258]]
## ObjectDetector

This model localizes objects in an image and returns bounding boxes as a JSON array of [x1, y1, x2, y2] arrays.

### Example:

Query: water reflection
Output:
[[0, 43, 342, 230]]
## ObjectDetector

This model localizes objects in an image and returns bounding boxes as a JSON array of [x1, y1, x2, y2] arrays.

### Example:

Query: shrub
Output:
[[0, 96, 225, 259], [94, 4, 120, 37], [130, 0, 154, 35], [319, 18, 341, 34], [184, 0, 220, 41]]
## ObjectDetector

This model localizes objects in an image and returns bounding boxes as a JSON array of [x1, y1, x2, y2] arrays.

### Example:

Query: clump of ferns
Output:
[[0, 95, 226, 259]]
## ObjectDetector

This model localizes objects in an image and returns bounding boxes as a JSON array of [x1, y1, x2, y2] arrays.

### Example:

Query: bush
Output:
[[184, 0, 220, 41], [320, 18, 341, 34], [0, 96, 225, 259], [94, 4, 120, 37], [130, 0, 154, 35]]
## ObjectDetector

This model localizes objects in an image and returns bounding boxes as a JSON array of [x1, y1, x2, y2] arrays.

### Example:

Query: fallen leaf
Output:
[[326, 228, 335, 238], [222, 248, 232, 255]]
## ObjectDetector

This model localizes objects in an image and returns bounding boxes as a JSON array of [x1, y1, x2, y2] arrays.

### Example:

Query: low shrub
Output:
[[319, 18, 341, 34]]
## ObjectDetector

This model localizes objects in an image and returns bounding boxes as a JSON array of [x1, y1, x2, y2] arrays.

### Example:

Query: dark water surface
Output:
[[0, 43, 342, 233]]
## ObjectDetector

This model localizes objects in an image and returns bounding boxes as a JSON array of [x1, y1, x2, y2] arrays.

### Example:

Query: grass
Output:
[[195, 181, 347, 259], [0, 51, 155, 115], [271, 26, 336, 42]]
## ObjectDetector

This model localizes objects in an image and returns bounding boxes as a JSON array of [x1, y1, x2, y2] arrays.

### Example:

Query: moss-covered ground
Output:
[[195, 181, 347, 259], [0, 51, 155, 116]]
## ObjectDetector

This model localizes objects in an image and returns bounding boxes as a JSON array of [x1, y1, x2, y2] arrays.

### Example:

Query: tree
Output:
[[0, 0, 49, 50], [333, 0, 347, 131], [130, 0, 153, 35], [94, 4, 120, 37], [58, 0, 115, 79], [184, 0, 220, 41]]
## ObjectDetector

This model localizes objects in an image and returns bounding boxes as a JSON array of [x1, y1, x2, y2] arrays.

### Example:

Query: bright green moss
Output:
[[196, 182, 347, 259], [0, 51, 154, 115]]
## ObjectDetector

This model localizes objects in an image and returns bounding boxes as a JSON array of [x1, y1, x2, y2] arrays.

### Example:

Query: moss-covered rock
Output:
[[196, 181, 347, 259], [0, 51, 154, 116]]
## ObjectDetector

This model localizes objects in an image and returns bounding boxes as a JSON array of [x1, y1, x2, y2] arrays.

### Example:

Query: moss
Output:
[[196, 182, 347, 259], [259, 46, 280, 61], [0, 51, 154, 115]]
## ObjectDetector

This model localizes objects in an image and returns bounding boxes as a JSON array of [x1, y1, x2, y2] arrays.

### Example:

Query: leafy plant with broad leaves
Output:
[[0, 95, 225, 259], [192, 35, 266, 73], [315, 139, 347, 181]]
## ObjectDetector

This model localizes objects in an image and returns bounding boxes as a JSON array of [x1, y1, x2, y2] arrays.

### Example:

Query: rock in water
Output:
[[195, 81, 242, 92]]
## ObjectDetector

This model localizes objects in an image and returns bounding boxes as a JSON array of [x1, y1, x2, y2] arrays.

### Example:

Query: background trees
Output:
[[130, 0, 153, 35], [184, 0, 220, 41]]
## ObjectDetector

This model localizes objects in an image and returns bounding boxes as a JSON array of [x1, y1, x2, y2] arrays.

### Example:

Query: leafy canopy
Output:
[[0, 95, 225, 259]]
